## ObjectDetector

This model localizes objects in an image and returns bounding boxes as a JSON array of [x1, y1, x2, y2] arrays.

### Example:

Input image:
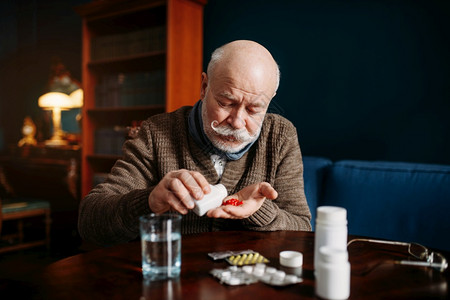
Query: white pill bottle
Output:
[[192, 184, 227, 216], [314, 206, 348, 270], [316, 246, 350, 299]]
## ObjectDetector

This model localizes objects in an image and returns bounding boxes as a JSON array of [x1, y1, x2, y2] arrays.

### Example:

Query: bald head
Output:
[[206, 40, 280, 98], [200, 41, 280, 153]]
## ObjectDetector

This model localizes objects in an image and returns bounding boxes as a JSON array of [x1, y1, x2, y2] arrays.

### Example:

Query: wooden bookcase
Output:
[[75, 0, 207, 197]]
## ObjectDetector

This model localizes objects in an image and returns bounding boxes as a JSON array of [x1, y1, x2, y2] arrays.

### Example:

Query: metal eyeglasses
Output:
[[347, 238, 448, 272]]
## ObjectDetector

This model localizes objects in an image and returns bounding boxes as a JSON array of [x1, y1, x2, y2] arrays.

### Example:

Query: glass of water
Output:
[[139, 213, 182, 280]]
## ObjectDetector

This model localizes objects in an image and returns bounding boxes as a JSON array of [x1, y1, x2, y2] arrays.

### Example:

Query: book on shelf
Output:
[[94, 126, 127, 156], [95, 69, 165, 108], [94, 121, 143, 156], [91, 26, 166, 61]]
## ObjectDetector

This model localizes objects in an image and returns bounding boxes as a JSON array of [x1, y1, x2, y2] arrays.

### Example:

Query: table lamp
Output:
[[38, 92, 74, 146], [69, 88, 83, 108], [69, 88, 84, 123]]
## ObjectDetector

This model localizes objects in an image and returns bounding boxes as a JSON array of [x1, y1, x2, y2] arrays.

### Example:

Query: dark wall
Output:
[[1, 0, 449, 165], [203, 0, 450, 164]]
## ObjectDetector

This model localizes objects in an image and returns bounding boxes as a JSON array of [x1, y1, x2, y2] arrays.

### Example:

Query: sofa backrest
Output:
[[302, 156, 332, 230], [320, 160, 450, 251]]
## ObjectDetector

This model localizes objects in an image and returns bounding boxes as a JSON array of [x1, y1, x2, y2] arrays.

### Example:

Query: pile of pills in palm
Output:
[[210, 263, 303, 286]]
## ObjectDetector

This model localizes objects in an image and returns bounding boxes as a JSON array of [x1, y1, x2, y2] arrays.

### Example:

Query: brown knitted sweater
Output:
[[78, 106, 311, 246]]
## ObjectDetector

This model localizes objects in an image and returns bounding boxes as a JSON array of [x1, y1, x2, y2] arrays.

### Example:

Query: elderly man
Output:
[[78, 40, 311, 246]]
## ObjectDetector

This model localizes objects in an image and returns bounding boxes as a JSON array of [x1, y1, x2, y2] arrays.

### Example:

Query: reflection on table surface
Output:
[[29, 231, 449, 300]]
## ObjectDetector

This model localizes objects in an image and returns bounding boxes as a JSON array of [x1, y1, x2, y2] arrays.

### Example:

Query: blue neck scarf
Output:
[[188, 100, 256, 161]]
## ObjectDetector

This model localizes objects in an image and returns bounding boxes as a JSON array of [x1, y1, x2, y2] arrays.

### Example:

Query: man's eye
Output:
[[247, 107, 263, 114], [218, 100, 233, 108]]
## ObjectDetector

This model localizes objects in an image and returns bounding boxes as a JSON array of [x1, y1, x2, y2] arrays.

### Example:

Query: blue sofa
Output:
[[303, 156, 450, 252]]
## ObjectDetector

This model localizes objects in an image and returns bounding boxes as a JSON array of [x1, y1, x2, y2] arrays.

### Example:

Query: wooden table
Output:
[[27, 231, 449, 299]]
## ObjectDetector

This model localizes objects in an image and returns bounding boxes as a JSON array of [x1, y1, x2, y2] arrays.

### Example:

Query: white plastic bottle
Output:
[[192, 184, 227, 216], [314, 206, 348, 270], [315, 246, 351, 300]]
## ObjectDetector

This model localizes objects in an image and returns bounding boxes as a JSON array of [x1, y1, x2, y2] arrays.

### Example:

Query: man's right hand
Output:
[[148, 169, 211, 214]]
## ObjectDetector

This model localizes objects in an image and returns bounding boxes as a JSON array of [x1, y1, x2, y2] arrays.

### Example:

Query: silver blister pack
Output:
[[210, 263, 303, 286], [210, 266, 258, 286]]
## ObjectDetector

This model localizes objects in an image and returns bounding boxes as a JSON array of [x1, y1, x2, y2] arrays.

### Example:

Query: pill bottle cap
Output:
[[280, 251, 303, 268], [318, 246, 349, 263], [316, 206, 347, 225]]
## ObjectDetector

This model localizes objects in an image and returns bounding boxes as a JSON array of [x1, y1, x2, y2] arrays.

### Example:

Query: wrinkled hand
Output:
[[207, 182, 278, 219], [148, 169, 211, 214]]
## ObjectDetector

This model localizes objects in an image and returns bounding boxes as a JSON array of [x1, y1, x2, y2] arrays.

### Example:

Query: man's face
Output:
[[200, 73, 272, 153]]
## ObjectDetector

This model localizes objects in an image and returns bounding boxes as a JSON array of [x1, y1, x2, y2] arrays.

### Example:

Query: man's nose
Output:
[[227, 109, 246, 129]]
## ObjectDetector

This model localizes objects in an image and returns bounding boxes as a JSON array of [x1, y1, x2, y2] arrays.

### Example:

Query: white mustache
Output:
[[210, 121, 255, 143]]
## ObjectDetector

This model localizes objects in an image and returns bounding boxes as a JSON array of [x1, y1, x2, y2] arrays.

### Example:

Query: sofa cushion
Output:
[[321, 160, 450, 251], [302, 156, 332, 230]]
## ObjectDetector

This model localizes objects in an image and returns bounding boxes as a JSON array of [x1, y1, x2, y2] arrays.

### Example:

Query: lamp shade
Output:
[[38, 92, 73, 109], [69, 88, 83, 108]]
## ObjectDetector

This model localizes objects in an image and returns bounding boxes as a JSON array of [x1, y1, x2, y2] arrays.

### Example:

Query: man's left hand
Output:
[[206, 182, 278, 219]]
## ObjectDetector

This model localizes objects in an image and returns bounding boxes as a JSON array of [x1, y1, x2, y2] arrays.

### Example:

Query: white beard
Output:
[[202, 106, 261, 153]]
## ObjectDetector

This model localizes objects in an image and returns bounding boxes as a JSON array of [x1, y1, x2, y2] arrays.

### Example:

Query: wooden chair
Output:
[[0, 197, 51, 254], [0, 167, 51, 254]]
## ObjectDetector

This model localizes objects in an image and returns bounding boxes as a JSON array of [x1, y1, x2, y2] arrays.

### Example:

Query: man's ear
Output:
[[200, 72, 208, 99]]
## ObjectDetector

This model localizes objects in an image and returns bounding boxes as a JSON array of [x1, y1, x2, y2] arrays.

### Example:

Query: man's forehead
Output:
[[218, 89, 271, 104], [212, 76, 272, 102]]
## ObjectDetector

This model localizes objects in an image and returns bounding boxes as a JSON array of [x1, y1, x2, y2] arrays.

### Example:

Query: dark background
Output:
[[1, 0, 449, 164]]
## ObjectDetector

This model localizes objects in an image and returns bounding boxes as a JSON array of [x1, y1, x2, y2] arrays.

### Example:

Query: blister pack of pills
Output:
[[210, 266, 259, 286], [208, 250, 269, 266], [208, 250, 255, 260], [210, 263, 303, 287], [226, 252, 269, 266]]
